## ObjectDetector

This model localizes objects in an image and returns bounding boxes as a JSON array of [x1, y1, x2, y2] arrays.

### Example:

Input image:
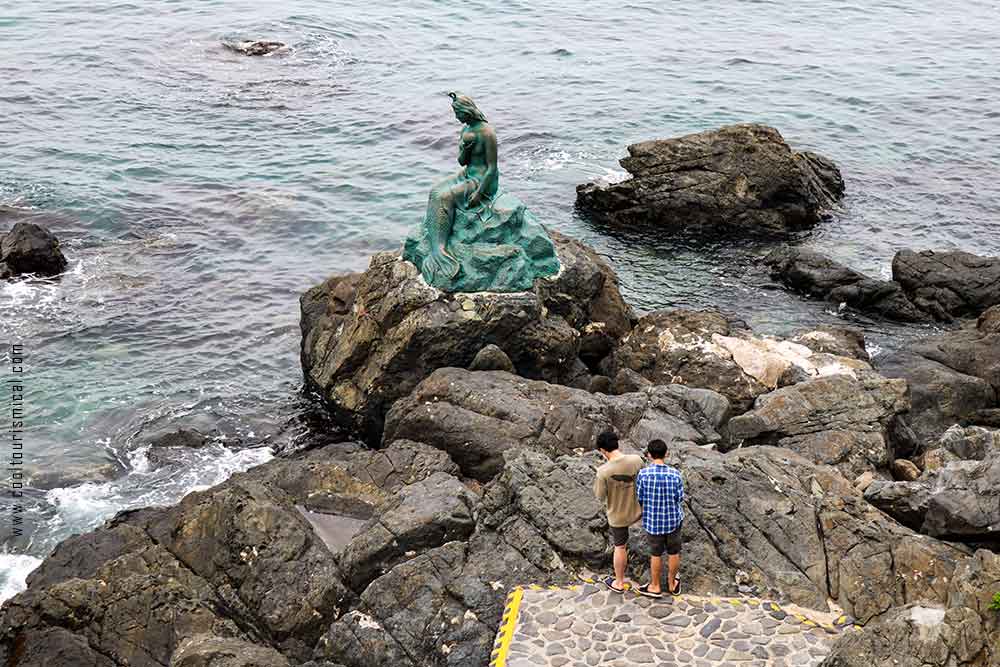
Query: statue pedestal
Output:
[[403, 191, 560, 292]]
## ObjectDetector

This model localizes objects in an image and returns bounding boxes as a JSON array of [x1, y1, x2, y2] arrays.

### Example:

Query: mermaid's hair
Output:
[[448, 92, 487, 123]]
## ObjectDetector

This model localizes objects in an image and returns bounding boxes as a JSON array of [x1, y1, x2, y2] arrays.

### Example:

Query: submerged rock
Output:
[[765, 246, 930, 321], [222, 40, 288, 56], [299, 231, 633, 442], [576, 124, 843, 234], [767, 247, 1000, 322], [0, 221, 68, 279]]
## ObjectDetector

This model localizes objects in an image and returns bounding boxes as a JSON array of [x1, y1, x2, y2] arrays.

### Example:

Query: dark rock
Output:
[[727, 372, 909, 478], [299, 232, 634, 442], [893, 249, 1000, 320], [147, 428, 211, 449], [667, 443, 969, 622], [468, 344, 515, 372], [338, 472, 477, 591], [937, 424, 1000, 461], [0, 222, 68, 278], [877, 314, 1000, 445], [172, 635, 292, 667], [222, 40, 288, 56], [382, 367, 728, 480], [866, 458, 1000, 541], [576, 124, 843, 234], [587, 374, 612, 394], [610, 367, 652, 395], [764, 246, 930, 321]]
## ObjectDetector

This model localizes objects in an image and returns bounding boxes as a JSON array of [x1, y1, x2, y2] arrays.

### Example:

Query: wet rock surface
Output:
[[0, 221, 68, 279], [893, 249, 1000, 320], [576, 124, 844, 234]]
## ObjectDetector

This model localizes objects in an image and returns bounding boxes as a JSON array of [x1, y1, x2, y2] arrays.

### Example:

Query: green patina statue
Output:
[[403, 92, 561, 292]]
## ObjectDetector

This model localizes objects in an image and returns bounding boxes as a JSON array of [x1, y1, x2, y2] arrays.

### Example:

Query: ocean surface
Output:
[[2, 0, 999, 600]]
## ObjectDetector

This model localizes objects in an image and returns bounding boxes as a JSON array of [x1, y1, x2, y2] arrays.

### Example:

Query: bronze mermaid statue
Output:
[[403, 92, 560, 292]]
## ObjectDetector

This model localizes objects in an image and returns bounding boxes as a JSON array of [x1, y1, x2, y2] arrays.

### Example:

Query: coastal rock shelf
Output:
[[575, 124, 844, 234]]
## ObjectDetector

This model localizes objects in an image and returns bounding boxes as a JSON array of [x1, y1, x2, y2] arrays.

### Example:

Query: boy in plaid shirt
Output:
[[635, 439, 684, 598]]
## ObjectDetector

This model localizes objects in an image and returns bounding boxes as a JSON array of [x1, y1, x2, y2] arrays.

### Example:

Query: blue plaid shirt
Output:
[[635, 463, 685, 535]]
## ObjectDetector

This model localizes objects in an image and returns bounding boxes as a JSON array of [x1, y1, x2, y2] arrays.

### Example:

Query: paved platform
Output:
[[491, 583, 858, 667]]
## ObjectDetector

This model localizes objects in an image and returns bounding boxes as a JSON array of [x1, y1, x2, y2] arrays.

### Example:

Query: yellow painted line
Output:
[[490, 587, 524, 667]]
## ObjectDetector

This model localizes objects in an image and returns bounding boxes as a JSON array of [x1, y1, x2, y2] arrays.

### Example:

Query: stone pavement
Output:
[[491, 583, 858, 667]]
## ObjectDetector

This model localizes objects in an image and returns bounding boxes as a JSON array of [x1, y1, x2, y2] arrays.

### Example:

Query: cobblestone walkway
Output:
[[491, 583, 857, 667]]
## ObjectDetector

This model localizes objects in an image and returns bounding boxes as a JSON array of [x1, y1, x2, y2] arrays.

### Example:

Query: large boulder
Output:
[[727, 371, 909, 478], [864, 457, 1000, 541], [382, 367, 729, 480], [0, 221, 68, 279], [300, 231, 633, 442], [878, 309, 1000, 445], [893, 249, 1000, 320], [576, 124, 844, 234], [604, 308, 872, 413], [765, 246, 931, 321]]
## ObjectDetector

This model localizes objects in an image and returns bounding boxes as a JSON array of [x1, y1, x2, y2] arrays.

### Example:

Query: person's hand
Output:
[[468, 191, 482, 208]]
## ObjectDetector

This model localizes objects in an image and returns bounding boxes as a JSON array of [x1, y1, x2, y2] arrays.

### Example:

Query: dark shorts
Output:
[[609, 526, 630, 547], [647, 523, 683, 556]]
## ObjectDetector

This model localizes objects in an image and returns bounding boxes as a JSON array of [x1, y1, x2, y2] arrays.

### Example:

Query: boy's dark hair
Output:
[[596, 431, 619, 452], [647, 439, 668, 459]]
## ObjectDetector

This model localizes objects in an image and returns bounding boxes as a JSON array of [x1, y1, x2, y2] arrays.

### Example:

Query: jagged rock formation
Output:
[[576, 124, 844, 234], [300, 231, 633, 442]]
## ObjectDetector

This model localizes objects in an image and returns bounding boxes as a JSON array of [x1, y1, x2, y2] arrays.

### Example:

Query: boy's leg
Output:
[[646, 533, 666, 594], [666, 524, 683, 593], [613, 545, 627, 588]]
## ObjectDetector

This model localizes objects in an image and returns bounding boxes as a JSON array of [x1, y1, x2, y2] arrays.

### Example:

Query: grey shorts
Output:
[[647, 523, 683, 556], [609, 526, 630, 547]]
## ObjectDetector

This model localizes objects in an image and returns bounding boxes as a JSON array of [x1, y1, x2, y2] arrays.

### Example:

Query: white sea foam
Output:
[[0, 444, 273, 603], [0, 554, 43, 602]]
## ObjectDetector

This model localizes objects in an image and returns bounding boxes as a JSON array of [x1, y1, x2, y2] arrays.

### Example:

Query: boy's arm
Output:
[[594, 472, 607, 502], [635, 472, 644, 506], [673, 475, 685, 503]]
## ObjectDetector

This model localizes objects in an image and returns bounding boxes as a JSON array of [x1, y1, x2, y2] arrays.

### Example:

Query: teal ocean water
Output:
[[2, 0, 999, 598]]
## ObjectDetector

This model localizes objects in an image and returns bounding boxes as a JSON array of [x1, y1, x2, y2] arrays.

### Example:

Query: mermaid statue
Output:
[[403, 92, 561, 292]]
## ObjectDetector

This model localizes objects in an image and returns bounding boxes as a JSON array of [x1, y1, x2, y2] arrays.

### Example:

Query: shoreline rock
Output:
[[299, 230, 634, 442], [576, 124, 844, 234]]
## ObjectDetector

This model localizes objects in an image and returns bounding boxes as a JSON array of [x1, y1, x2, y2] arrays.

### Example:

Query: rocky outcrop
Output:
[[822, 548, 1000, 666], [767, 247, 1000, 323], [299, 232, 633, 442], [878, 307, 1000, 445], [727, 372, 909, 478], [603, 308, 872, 413], [864, 457, 1000, 541], [765, 246, 930, 321], [893, 249, 1000, 321], [576, 124, 844, 234], [382, 367, 728, 480], [0, 221, 68, 279]]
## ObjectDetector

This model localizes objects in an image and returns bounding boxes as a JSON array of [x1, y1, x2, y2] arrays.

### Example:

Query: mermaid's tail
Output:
[[422, 247, 460, 284]]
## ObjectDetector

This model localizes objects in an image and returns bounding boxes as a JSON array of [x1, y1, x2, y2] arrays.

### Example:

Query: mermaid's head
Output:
[[448, 92, 487, 124]]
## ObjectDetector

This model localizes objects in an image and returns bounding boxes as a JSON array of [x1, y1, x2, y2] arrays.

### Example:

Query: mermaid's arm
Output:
[[469, 129, 498, 206]]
